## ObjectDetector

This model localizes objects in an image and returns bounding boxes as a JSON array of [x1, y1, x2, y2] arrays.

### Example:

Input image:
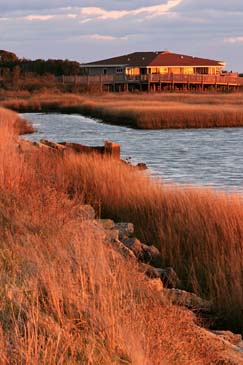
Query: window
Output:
[[103, 68, 107, 75], [116, 68, 123, 73], [194, 67, 209, 75]]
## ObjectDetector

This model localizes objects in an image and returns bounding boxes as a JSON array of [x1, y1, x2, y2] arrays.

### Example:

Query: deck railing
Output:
[[148, 74, 243, 85], [122, 74, 243, 85], [59, 74, 243, 86]]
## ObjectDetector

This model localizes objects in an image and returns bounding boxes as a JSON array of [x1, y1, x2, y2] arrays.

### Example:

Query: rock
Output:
[[140, 243, 163, 268], [40, 139, 66, 152], [111, 240, 136, 260], [122, 237, 142, 251], [139, 263, 161, 279], [212, 331, 242, 346], [121, 236, 137, 249], [37, 142, 53, 151], [93, 219, 119, 242], [99, 219, 115, 230], [157, 267, 181, 288], [164, 288, 212, 312], [121, 237, 163, 267], [136, 163, 148, 170], [214, 360, 238, 365], [114, 223, 134, 240]]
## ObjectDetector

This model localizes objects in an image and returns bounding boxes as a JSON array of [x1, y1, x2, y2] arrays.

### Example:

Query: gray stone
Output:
[[157, 267, 181, 288], [114, 223, 134, 240], [164, 288, 212, 312], [139, 263, 161, 279], [122, 237, 141, 250], [140, 243, 163, 268], [121, 237, 163, 268], [136, 163, 148, 170], [111, 240, 136, 260]]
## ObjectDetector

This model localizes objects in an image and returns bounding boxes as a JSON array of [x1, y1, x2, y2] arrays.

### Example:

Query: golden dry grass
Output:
[[0, 106, 34, 136], [2, 91, 243, 129], [60, 153, 243, 333], [0, 107, 236, 364]]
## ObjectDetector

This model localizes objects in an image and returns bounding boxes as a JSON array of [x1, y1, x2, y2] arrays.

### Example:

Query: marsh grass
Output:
[[62, 153, 243, 332], [2, 91, 243, 129], [0, 107, 225, 364], [0, 106, 35, 136]]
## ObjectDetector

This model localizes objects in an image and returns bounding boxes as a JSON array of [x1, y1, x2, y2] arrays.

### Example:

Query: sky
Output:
[[0, 1, 243, 71]]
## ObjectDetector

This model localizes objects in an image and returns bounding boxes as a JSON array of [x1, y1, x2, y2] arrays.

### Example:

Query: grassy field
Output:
[[62, 153, 243, 333], [1, 91, 243, 129], [0, 107, 234, 364], [1, 102, 243, 334]]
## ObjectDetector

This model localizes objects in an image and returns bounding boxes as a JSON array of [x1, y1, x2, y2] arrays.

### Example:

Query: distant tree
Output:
[[12, 65, 21, 81], [2, 67, 11, 81], [0, 50, 82, 90], [20, 58, 81, 76], [0, 50, 18, 62]]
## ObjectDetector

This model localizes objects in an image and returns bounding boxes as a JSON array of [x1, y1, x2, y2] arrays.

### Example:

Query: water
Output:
[[23, 113, 243, 190]]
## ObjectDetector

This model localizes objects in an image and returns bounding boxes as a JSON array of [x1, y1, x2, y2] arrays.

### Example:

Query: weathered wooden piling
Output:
[[104, 141, 121, 160]]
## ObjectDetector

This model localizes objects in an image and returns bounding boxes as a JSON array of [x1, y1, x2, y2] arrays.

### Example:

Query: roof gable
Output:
[[150, 52, 224, 67]]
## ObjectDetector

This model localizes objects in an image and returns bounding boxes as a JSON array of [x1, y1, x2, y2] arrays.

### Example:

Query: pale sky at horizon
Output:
[[0, 0, 243, 71]]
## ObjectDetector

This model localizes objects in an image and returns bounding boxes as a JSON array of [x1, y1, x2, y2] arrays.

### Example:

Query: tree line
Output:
[[0, 50, 81, 79]]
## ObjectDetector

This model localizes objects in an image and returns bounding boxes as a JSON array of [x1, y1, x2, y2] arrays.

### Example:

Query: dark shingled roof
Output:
[[85, 52, 161, 67], [150, 52, 224, 67], [84, 51, 225, 67]]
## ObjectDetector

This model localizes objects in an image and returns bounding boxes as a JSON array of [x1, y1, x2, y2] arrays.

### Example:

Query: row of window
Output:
[[103, 68, 124, 75], [101, 67, 221, 75]]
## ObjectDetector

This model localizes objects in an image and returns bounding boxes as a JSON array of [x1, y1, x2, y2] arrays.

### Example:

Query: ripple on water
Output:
[[22, 113, 243, 191]]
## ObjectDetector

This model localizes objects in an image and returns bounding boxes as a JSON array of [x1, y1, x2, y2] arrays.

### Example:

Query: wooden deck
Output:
[[58, 73, 243, 91]]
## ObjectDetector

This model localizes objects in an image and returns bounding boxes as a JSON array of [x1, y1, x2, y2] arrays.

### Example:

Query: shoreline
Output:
[[21, 110, 243, 192], [2, 91, 243, 129]]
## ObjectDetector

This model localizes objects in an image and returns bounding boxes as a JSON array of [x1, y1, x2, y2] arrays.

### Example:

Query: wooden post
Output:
[[104, 141, 120, 160], [148, 74, 151, 93], [100, 74, 103, 93]]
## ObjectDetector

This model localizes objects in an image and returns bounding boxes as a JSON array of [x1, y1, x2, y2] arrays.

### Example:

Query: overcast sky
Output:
[[0, 0, 243, 71]]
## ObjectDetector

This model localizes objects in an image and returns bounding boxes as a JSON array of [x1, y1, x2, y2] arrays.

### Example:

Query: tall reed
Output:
[[2, 92, 243, 129], [62, 153, 243, 332], [0, 107, 224, 364]]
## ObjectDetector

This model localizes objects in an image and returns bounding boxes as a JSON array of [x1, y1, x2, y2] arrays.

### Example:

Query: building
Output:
[[81, 51, 226, 77], [60, 51, 243, 92]]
